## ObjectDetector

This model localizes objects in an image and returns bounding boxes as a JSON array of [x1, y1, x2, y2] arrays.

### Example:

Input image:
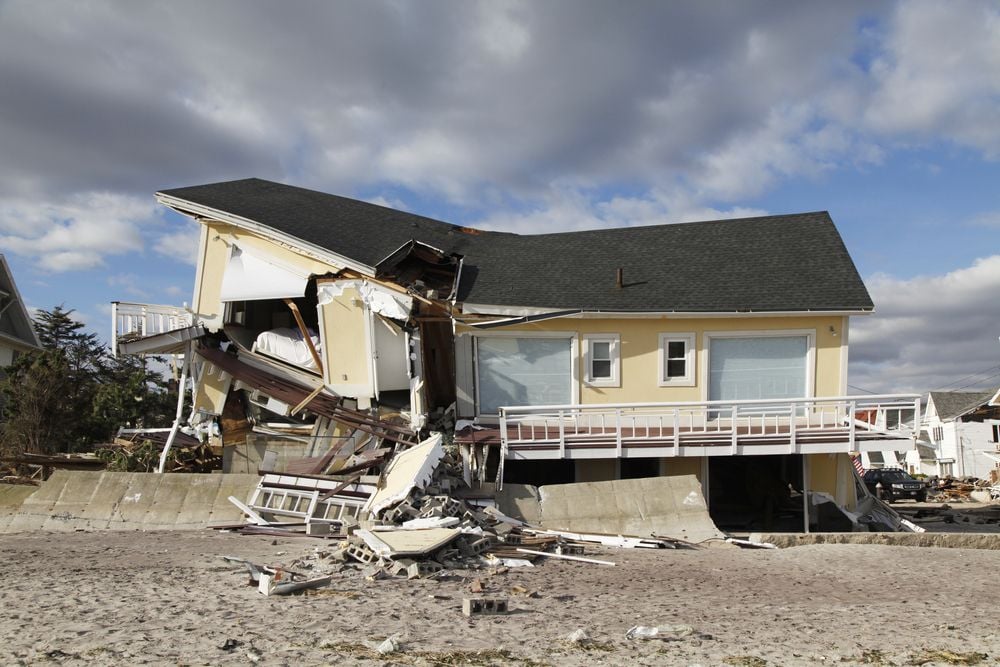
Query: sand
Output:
[[2, 530, 999, 666]]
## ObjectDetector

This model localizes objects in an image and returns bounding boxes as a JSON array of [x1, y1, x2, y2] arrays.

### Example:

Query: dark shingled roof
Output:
[[928, 390, 996, 421], [159, 178, 874, 313]]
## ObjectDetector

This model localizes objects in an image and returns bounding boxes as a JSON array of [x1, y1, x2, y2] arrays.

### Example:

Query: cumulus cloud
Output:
[[0, 193, 157, 271], [864, 0, 1000, 155], [850, 256, 1000, 394], [1, 0, 999, 393], [152, 221, 201, 266]]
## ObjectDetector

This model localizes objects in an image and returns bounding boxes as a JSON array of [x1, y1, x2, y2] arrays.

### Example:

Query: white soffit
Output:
[[220, 245, 311, 302]]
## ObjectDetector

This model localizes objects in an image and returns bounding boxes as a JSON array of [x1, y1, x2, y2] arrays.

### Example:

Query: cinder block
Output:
[[306, 521, 331, 536], [556, 544, 585, 555], [458, 536, 493, 557], [345, 543, 378, 564], [462, 597, 508, 616], [406, 560, 443, 579], [388, 558, 415, 576]]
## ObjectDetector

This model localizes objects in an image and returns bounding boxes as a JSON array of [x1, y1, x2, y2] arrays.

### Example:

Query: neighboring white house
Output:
[[908, 390, 1000, 480], [0, 254, 42, 368]]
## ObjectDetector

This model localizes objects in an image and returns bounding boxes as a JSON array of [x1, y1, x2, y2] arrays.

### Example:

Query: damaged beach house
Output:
[[113, 178, 922, 536]]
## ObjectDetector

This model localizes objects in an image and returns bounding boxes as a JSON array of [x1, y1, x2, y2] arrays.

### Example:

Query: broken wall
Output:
[[193, 222, 337, 332]]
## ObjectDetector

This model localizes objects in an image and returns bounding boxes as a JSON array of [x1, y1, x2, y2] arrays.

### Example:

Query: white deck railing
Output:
[[497, 394, 921, 459], [111, 301, 191, 357]]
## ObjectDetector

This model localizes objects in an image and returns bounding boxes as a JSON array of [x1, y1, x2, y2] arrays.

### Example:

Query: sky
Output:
[[1, 0, 999, 396]]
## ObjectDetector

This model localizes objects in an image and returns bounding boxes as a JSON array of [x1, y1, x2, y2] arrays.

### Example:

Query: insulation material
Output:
[[536, 475, 725, 544], [363, 433, 444, 517], [220, 245, 310, 302], [317, 280, 413, 320]]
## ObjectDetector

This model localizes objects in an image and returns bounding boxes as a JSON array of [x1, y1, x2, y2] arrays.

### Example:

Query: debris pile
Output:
[[222, 432, 702, 596], [927, 477, 1000, 503], [97, 432, 220, 473]]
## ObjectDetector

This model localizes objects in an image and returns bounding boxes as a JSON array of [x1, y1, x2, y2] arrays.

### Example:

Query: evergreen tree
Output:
[[0, 306, 176, 456]]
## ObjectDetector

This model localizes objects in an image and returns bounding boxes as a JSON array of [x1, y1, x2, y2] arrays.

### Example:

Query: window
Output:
[[658, 333, 695, 386], [707, 333, 811, 402], [991, 424, 1000, 443], [475, 335, 575, 415], [933, 426, 944, 443], [583, 334, 620, 387]]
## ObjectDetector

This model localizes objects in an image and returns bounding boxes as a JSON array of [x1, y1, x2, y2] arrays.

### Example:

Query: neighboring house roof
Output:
[[158, 178, 875, 313], [927, 390, 996, 422], [0, 254, 42, 352]]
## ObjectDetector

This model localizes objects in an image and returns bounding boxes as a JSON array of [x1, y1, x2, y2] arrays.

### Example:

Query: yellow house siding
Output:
[[661, 456, 704, 484], [321, 284, 373, 398], [806, 453, 858, 509], [192, 362, 232, 419], [459, 314, 847, 408]]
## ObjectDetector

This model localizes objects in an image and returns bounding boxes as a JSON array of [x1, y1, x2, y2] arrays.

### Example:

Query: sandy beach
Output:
[[2, 529, 998, 666]]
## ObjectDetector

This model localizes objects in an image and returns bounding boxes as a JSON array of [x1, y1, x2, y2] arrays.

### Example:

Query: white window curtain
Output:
[[219, 245, 311, 302], [709, 336, 808, 402], [476, 337, 571, 414]]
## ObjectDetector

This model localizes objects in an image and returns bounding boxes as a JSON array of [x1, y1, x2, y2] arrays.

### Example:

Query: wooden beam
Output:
[[284, 299, 324, 373]]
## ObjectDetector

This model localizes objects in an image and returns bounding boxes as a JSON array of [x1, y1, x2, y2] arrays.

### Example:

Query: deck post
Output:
[[673, 410, 680, 456], [558, 409, 566, 458], [730, 406, 738, 455], [802, 454, 810, 534], [848, 400, 856, 452], [615, 408, 623, 457]]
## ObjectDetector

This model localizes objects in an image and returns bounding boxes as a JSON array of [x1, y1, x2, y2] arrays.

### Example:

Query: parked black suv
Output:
[[862, 468, 927, 502]]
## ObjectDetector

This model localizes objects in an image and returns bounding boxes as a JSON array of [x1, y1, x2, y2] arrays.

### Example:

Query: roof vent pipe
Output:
[[615, 267, 624, 289]]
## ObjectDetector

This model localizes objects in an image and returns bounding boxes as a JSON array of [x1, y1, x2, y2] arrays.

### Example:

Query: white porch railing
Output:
[[497, 394, 921, 461], [111, 301, 192, 357]]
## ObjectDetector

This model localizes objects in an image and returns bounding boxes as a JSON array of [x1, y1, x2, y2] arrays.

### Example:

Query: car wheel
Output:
[[916, 492, 926, 502]]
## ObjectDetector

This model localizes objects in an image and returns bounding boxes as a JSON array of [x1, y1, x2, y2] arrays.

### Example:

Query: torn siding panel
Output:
[[192, 360, 232, 423], [320, 283, 374, 399]]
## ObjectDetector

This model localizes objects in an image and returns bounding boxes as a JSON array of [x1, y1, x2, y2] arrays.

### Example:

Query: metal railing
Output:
[[497, 394, 921, 459], [111, 301, 191, 357]]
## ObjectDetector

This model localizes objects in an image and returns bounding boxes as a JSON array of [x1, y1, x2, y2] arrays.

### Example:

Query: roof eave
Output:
[[155, 192, 377, 277], [459, 302, 874, 318]]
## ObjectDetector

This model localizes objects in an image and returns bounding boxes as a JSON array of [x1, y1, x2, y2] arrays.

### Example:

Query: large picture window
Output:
[[708, 334, 810, 402], [475, 336, 574, 415]]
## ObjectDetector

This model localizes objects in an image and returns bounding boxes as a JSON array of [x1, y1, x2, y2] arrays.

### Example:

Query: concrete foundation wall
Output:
[[1, 471, 259, 533]]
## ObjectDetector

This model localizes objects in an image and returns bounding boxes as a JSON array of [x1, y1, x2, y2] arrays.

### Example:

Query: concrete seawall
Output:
[[1, 471, 259, 533]]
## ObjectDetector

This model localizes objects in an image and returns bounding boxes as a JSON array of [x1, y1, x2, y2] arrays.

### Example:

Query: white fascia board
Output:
[[0, 330, 41, 352], [0, 255, 42, 349], [156, 193, 376, 277], [459, 303, 872, 319]]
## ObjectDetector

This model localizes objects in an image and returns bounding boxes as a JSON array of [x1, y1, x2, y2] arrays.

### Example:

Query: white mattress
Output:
[[253, 327, 322, 371]]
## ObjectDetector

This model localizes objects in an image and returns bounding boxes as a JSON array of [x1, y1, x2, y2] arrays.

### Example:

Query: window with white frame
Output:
[[706, 332, 811, 402], [658, 333, 695, 386], [474, 335, 575, 415], [991, 424, 1000, 443], [933, 426, 944, 443], [583, 334, 620, 387]]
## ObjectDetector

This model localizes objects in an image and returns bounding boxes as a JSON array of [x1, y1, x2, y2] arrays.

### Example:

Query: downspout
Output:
[[158, 341, 192, 474]]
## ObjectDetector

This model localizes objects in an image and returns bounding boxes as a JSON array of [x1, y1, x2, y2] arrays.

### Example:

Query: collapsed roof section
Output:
[[157, 178, 874, 314]]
